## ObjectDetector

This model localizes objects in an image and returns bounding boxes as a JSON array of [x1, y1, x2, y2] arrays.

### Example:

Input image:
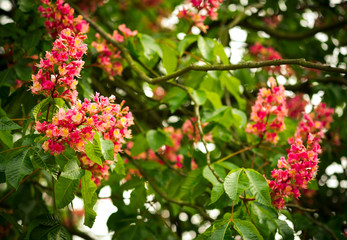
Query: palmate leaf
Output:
[[224, 168, 249, 203], [54, 177, 79, 209], [60, 157, 85, 180], [0, 117, 21, 130], [81, 171, 97, 228], [31, 147, 59, 178], [210, 183, 224, 205], [233, 219, 264, 240], [5, 148, 33, 189], [196, 218, 231, 240], [245, 169, 271, 206], [85, 133, 103, 165], [275, 219, 294, 240], [146, 129, 166, 151]]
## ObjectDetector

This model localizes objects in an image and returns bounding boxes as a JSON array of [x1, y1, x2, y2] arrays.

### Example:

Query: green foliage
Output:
[[81, 171, 98, 228], [1, 0, 346, 239]]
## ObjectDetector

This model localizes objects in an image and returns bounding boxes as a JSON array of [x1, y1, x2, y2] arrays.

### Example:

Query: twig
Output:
[[125, 153, 214, 222], [303, 212, 339, 240], [216, 145, 254, 164], [194, 104, 224, 183], [0, 168, 40, 203], [0, 145, 30, 154], [286, 203, 317, 212]]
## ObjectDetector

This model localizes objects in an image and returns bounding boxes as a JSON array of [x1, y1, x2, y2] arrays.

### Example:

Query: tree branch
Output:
[[150, 59, 347, 83], [72, 2, 347, 86]]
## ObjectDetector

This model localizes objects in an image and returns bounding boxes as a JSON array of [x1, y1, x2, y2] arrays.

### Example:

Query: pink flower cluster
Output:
[[268, 135, 321, 209], [293, 102, 334, 143], [126, 126, 184, 169], [77, 0, 106, 13], [269, 102, 334, 209], [38, 0, 89, 38], [35, 93, 134, 185], [246, 77, 287, 144], [92, 24, 137, 77], [178, 0, 223, 33], [30, 28, 87, 104], [182, 117, 212, 143], [263, 15, 282, 28], [249, 43, 293, 75], [286, 94, 308, 120]]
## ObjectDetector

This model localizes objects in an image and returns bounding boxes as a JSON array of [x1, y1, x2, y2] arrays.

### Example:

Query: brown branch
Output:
[[286, 203, 317, 212], [71, 2, 347, 86], [150, 59, 347, 84], [239, 19, 347, 40]]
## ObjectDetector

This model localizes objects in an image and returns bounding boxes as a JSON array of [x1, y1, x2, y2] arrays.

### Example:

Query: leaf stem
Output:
[[0, 145, 30, 154], [52, 176, 57, 212], [0, 168, 40, 203]]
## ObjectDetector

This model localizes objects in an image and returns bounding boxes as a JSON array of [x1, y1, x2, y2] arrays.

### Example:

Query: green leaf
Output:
[[245, 169, 271, 206], [146, 129, 166, 151], [178, 35, 198, 57], [203, 165, 222, 186], [232, 108, 247, 128], [85, 133, 103, 165], [0, 130, 13, 148], [139, 34, 163, 60], [5, 149, 33, 189], [54, 177, 79, 209], [224, 168, 249, 203], [221, 72, 246, 109], [32, 147, 59, 178], [275, 219, 294, 240], [163, 87, 188, 113], [54, 98, 65, 108], [205, 91, 223, 109], [31, 98, 51, 121], [100, 138, 114, 161], [160, 43, 177, 74], [18, 0, 36, 12], [23, 31, 42, 51], [198, 36, 215, 61], [46, 225, 72, 240], [0, 117, 21, 130], [210, 183, 224, 205], [81, 171, 97, 228], [14, 61, 32, 81], [213, 40, 229, 64], [233, 219, 264, 240], [130, 133, 148, 155], [114, 154, 126, 177], [0, 69, 15, 87], [191, 89, 207, 105], [210, 221, 231, 240], [60, 158, 85, 180]]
